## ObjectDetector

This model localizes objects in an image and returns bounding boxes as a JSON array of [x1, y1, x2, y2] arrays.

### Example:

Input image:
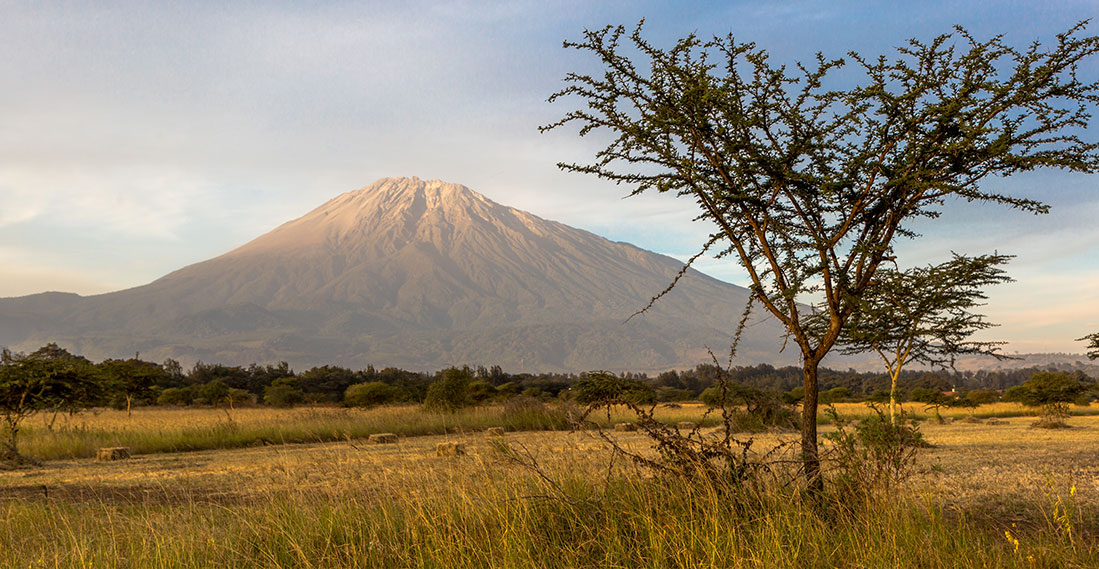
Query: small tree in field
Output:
[[423, 367, 475, 412], [99, 357, 166, 416], [0, 346, 97, 463], [545, 22, 1099, 488], [840, 253, 1011, 425], [1016, 371, 1090, 427], [1080, 332, 1099, 360]]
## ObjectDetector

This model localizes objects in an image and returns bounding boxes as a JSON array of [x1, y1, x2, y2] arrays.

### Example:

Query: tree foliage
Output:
[[1079, 332, 1099, 360], [545, 21, 1099, 487], [1015, 371, 1091, 426], [423, 367, 476, 412], [344, 381, 403, 408], [571, 371, 655, 405], [840, 253, 1012, 423], [0, 345, 98, 462], [263, 377, 304, 408], [98, 357, 166, 416]]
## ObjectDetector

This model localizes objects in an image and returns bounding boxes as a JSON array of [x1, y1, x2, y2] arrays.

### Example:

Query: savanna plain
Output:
[[3, 402, 1099, 568]]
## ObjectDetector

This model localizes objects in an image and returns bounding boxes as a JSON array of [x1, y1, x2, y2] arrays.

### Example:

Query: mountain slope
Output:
[[0, 177, 795, 371]]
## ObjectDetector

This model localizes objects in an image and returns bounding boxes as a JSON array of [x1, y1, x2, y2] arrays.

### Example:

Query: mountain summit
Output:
[[0, 177, 792, 371]]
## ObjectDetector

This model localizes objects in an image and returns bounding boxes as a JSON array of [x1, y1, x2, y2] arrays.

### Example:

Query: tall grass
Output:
[[13, 400, 1098, 462], [4, 409, 1098, 567], [2, 462, 1094, 568]]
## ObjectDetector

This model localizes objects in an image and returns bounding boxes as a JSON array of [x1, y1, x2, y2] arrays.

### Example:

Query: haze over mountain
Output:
[[0, 177, 797, 372]]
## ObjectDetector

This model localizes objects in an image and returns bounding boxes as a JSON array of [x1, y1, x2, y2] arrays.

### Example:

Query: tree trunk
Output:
[[1, 417, 18, 462], [126, 394, 134, 417], [801, 359, 823, 493], [889, 369, 899, 427]]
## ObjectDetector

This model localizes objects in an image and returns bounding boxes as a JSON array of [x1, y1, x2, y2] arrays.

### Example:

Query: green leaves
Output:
[[545, 21, 1098, 359], [571, 371, 655, 405], [1078, 332, 1099, 360], [546, 20, 1099, 486], [840, 253, 1013, 371], [0, 344, 99, 459]]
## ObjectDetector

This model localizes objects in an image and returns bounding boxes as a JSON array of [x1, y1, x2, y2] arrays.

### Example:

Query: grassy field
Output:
[[11, 399, 1095, 462], [2, 403, 1099, 567]]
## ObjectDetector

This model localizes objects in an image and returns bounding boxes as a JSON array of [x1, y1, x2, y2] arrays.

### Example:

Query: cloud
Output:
[[0, 166, 214, 239], [1, 1, 1096, 357]]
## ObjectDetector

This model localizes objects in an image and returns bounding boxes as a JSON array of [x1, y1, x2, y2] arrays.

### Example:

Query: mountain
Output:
[[0, 177, 797, 372]]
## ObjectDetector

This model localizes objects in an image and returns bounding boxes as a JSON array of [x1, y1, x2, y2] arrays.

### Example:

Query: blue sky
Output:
[[1, 1, 1097, 353]]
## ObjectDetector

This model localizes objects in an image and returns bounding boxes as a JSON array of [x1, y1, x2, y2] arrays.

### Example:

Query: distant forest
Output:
[[5, 342, 1096, 410]]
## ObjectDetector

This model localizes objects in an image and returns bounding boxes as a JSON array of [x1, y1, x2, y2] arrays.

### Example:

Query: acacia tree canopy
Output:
[[1079, 332, 1099, 360], [544, 21, 1099, 488], [839, 253, 1012, 424], [0, 345, 98, 462]]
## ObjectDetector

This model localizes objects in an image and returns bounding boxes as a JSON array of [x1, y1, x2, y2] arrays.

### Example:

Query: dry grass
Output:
[[6, 413, 1099, 511], [2, 404, 1098, 567], [14, 403, 575, 461]]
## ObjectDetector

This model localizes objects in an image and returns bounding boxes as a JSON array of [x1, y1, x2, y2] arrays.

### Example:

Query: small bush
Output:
[[468, 380, 496, 403], [423, 367, 474, 412], [264, 378, 304, 408], [820, 387, 853, 404], [824, 405, 927, 494], [199, 379, 230, 406], [655, 386, 696, 402], [700, 384, 796, 431], [909, 387, 949, 405], [964, 389, 999, 406], [344, 381, 402, 408], [157, 387, 192, 406]]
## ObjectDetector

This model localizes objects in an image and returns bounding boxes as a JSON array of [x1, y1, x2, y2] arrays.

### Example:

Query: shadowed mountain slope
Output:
[[0, 177, 796, 372]]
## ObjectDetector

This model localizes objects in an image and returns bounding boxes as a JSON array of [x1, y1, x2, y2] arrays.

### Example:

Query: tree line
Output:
[[3, 341, 1096, 463], [4, 342, 1094, 412]]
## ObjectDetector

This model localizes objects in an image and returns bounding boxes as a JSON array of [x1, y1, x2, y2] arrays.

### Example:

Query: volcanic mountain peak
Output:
[[0, 177, 794, 371], [230, 177, 534, 258]]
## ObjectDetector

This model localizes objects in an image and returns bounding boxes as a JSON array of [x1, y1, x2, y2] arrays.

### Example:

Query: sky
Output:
[[2, 0, 1097, 354]]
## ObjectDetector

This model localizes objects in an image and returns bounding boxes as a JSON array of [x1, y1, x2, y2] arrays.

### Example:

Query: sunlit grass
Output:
[[16, 400, 1096, 462], [2, 420, 1097, 568], [17, 403, 574, 461]]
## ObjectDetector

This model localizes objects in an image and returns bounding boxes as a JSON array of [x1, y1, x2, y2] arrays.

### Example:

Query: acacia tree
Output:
[[0, 346, 97, 462], [840, 253, 1012, 425], [1016, 371, 1090, 427], [544, 22, 1099, 488], [99, 357, 166, 416], [1079, 332, 1099, 359]]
